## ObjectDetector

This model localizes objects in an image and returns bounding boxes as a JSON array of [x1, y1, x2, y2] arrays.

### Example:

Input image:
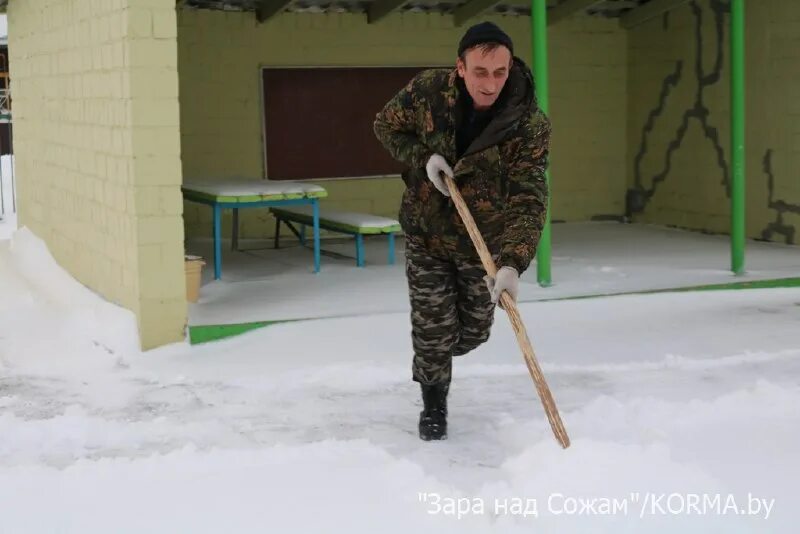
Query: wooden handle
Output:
[[443, 174, 570, 449]]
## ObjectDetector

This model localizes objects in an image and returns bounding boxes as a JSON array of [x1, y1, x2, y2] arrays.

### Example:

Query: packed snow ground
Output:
[[1, 226, 799, 532]]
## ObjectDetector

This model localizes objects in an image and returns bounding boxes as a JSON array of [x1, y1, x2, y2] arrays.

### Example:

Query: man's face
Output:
[[456, 45, 512, 111]]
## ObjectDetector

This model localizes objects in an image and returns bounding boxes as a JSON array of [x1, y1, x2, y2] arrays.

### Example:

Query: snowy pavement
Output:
[[1, 227, 799, 532], [186, 221, 800, 326]]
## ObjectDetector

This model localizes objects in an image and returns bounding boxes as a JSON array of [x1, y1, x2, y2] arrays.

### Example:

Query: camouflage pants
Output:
[[405, 236, 496, 385]]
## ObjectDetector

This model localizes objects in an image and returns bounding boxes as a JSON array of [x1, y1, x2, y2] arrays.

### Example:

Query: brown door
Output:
[[262, 66, 434, 180]]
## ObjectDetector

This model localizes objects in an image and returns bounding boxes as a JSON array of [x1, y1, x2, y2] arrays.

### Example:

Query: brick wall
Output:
[[8, 0, 186, 349]]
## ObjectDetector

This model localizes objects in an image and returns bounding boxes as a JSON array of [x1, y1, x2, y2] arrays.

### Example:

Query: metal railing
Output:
[[0, 154, 14, 219], [0, 87, 9, 116]]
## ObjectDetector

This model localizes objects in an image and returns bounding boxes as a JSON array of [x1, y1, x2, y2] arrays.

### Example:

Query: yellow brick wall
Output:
[[8, 0, 186, 349], [177, 11, 628, 240], [627, 0, 800, 244]]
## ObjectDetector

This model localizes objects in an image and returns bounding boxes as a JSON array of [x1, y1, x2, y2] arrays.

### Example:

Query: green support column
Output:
[[532, 0, 552, 286], [730, 0, 746, 274]]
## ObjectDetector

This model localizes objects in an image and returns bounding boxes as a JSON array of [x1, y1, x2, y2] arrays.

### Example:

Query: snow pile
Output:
[[0, 228, 140, 404], [0, 224, 798, 532]]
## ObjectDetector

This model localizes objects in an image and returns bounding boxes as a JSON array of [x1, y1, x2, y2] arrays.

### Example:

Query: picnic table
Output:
[[182, 179, 327, 279]]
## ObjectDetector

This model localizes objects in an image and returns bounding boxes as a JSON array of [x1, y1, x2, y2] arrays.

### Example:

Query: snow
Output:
[[186, 221, 800, 326], [0, 154, 15, 240], [2, 225, 799, 532], [182, 178, 326, 198]]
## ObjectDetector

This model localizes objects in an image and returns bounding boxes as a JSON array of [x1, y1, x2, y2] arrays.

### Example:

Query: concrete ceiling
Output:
[[0, 1, 688, 31]]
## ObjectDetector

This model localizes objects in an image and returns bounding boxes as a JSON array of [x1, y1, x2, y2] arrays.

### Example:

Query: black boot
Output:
[[419, 382, 449, 441]]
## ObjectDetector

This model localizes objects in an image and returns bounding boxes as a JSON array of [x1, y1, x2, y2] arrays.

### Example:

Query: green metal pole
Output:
[[730, 0, 746, 274], [532, 0, 551, 286]]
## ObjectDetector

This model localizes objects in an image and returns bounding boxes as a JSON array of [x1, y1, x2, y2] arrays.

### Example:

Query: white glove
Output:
[[425, 154, 453, 197], [484, 266, 519, 306]]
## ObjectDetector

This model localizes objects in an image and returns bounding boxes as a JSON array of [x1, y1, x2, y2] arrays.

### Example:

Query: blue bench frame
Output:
[[272, 209, 396, 267]]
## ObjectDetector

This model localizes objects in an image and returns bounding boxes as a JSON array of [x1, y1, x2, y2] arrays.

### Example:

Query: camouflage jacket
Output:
[[373, 57, 551, 275]]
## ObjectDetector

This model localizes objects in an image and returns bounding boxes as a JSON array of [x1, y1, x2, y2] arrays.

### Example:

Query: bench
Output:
[[182, 179, 328, 279], [271, 206, 401, 267]]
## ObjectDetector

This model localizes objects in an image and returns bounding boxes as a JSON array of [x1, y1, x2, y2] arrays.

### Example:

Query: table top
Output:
[[182, 178, 328, 203]]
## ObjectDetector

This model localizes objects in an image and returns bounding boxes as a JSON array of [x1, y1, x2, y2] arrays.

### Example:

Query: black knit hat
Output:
[[457, 21, 514, 57]]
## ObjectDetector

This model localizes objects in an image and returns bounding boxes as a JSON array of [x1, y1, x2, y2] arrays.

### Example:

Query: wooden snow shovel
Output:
[[442, 173, 570, 449]]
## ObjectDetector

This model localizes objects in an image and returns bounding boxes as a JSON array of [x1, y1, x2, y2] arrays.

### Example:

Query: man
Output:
[[373, 21, 551, 441]]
